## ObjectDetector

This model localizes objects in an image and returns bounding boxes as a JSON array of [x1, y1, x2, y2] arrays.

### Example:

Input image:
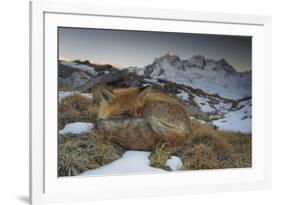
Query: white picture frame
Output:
[[30, 1, 272, 204]]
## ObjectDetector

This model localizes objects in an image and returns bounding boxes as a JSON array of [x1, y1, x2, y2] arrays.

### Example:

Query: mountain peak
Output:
[[166, 51, 175, 57], [154, 52, 181, 64], [160, 51, 178, 59], [215, 58, 237, 74]]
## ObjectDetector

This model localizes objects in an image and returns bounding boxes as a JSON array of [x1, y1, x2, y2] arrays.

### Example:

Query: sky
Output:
[[58, 27, 252, 72]]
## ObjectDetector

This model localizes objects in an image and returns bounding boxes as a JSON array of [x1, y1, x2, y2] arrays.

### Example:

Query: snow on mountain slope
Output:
[[143, 53, 251, 100], [213, 100, 252, 133], [175, 88, 252, 133], [61, 61, 97, 76], [193, 94, 216, 113], [176, 91, 189, 101]]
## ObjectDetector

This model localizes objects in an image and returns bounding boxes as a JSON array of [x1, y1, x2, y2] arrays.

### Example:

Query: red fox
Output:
[[92, 86, 192, 150]]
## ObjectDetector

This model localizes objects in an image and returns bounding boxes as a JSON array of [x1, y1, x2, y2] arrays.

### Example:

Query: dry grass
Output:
[[59, 120, 251, 176], [58, 94, 125, 176], [58, 94, 97, 129], [58, 134, 99, 176], [149, 141, 171, 171], [149, 121, 251, 170], [58, 131, 124, 177], [191, 113, 215, 122]]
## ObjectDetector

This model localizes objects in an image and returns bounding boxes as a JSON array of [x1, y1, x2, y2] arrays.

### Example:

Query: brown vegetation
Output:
[[58, 94, 251, 177], [58, 131, 124, 176], [58, 94, 97, 129], [149, 121, 251, 170]]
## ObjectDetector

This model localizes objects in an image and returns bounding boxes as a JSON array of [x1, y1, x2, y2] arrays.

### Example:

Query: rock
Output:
[[58, 71, 92, 91], [188, 55, 206, 68], [214, 59, 237, 74]]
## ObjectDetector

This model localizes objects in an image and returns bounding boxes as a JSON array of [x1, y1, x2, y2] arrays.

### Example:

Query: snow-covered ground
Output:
[[58, 91, 92, 102], [176, 90, 189, 101], [59, 122, 94, 135], [175, 89, 252, 133], [79, 151, 183, 176], [213, 100, 252, 133], [213, 101, 232, 114], [193, 94, 215, 113], [79, 151, 165, 176]]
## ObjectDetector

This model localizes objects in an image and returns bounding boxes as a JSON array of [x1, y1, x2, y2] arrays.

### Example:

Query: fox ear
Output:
[[138, 85, 152, 100], [99, 87, 116, 104]]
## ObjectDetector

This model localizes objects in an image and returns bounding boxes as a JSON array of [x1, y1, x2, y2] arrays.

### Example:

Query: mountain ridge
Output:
[[144, 52, 248, 75], [137, 52, 251, 100]]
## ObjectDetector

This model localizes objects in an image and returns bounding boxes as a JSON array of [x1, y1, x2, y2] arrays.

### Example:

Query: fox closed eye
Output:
[[99, 87, 116, 104], [110, 109, 132, 118]]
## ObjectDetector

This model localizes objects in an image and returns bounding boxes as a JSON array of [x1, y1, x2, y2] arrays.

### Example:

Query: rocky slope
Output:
[[58, 60, 119, 90]]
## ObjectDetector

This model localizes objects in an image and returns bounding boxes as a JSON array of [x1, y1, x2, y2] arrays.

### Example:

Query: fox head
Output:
[[93, 86, 152, 119]]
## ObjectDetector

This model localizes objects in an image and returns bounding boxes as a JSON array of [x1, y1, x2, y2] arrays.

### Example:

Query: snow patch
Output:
[[176, 91, 189, 101], [137, 68, 145, 76], [79, 151, 166, 176], [213, 100, 251, 133], [166, 156, 183, 171], [79, 151, 184, 176], [193, 95, 215, 113], [59, 122, 94, 135], [213, 101, 232, 114]]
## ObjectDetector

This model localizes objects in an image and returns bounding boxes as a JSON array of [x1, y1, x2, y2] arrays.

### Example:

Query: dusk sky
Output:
[[58, 27, 252, 72]]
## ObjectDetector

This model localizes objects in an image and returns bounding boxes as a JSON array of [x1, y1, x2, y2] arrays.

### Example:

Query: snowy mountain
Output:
[[141, 52, 251, 100]]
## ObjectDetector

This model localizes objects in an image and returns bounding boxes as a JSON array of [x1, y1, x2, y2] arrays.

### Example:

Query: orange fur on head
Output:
[[93, 87, 149, 119], [92, 85, 185, 119]]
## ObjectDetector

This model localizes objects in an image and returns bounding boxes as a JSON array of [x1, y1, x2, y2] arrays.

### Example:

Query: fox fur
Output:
[[92, 86, 192, 150]]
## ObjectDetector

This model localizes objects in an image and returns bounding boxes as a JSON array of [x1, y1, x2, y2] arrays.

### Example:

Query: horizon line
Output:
[[58, 53, 251, 72]]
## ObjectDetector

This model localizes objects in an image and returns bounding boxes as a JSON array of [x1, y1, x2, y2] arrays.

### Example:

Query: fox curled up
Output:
[[91, 85, 192, 150]]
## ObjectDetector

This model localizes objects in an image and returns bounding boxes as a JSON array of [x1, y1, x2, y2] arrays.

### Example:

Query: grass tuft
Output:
[[149, 121, 251, 171], [58, 94, 97, 129], [170, 121, 251, 170], [58, 131, 124, 177], [149, 141, 171, 170]]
